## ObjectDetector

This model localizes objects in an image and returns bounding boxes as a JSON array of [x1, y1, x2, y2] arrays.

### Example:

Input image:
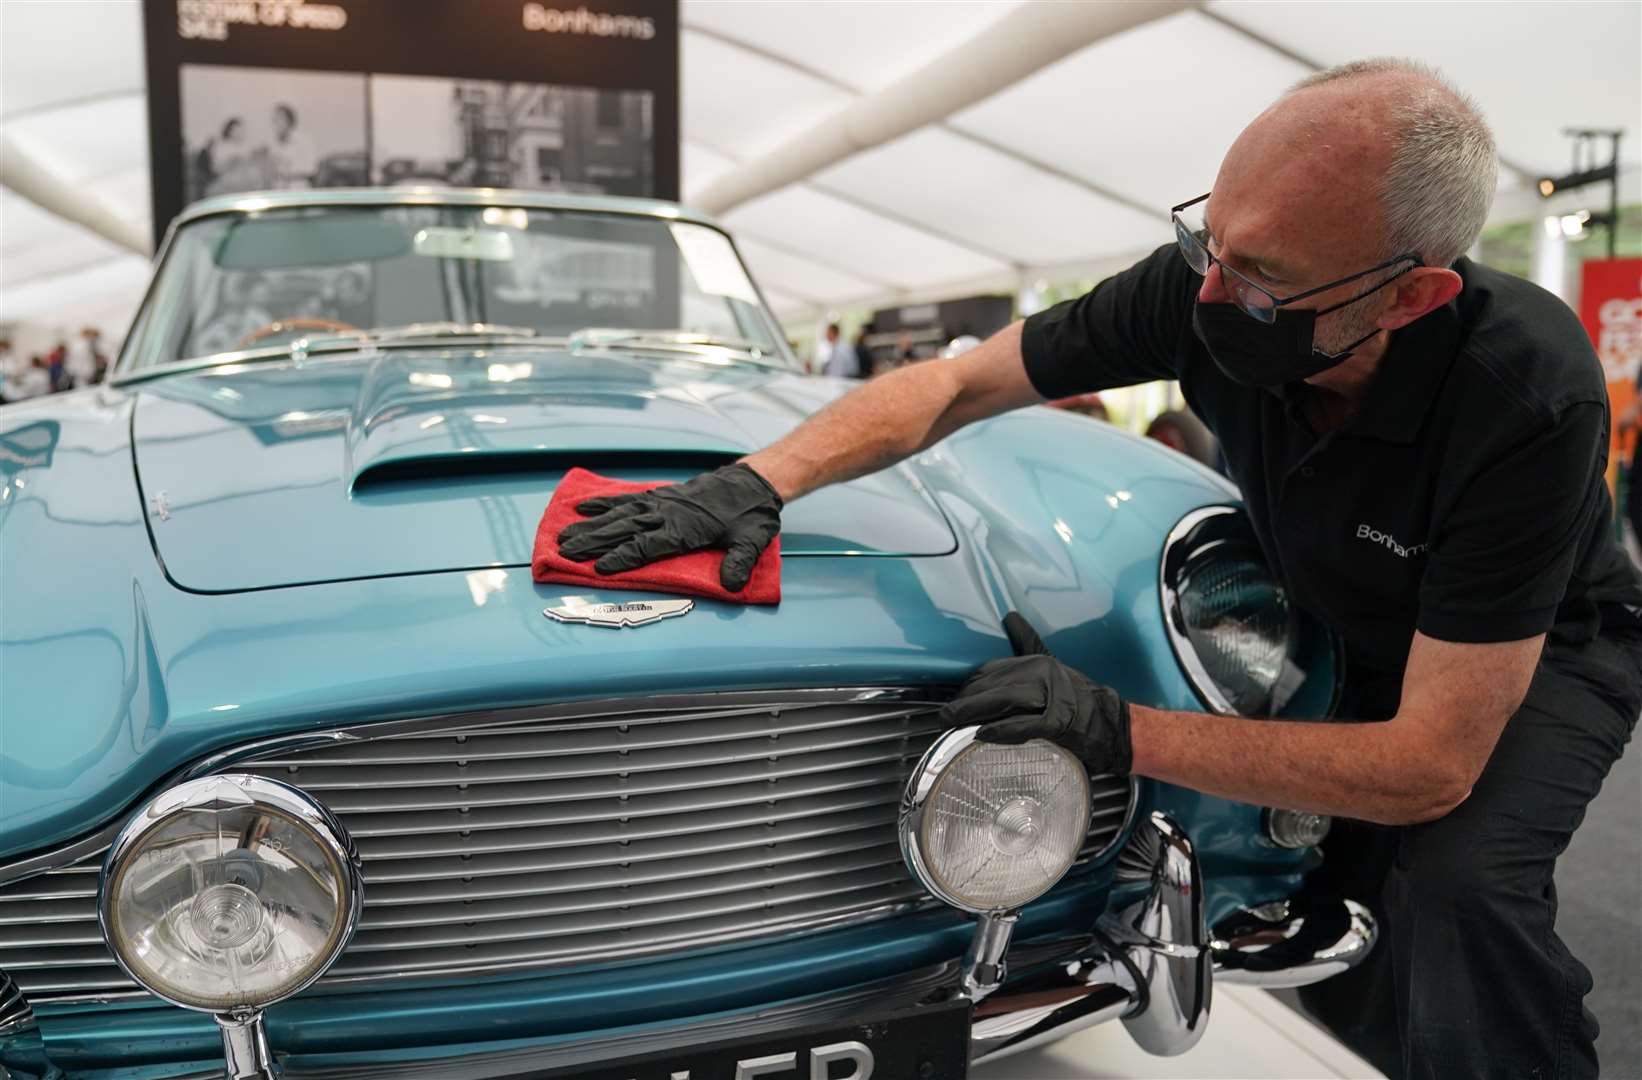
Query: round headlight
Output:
[[1161, 506, 1298, 716], [98, 774, 361, 1013], [901, 727, 1091, 913]]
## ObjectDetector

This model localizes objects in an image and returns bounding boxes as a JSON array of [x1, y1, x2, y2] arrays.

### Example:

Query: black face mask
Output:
[[1191, 282, 1396, 388]]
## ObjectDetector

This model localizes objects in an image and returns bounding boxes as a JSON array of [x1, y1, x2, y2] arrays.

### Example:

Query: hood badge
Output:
[[544, 598, 694, 628]]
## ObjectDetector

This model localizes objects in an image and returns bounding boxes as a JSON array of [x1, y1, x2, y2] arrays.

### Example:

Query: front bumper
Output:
[[1, 813, 1373, 1078], [970, 811, 1376, 1063]]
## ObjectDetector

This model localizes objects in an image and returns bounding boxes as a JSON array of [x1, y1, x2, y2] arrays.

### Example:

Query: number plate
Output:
[[535, 997, 971, 1080]]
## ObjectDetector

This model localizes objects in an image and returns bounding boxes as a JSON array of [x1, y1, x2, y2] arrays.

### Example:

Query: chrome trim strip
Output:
[[172, 187, 727, 231], [1212, 895, 1378, 988]]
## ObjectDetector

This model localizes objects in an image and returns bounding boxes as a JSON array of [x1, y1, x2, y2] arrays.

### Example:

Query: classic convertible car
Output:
[[0, 189, 1373, 1079]]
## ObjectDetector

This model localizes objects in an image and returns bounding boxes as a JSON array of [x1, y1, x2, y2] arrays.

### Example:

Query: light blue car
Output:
[[0, 189, 1373, 1079]]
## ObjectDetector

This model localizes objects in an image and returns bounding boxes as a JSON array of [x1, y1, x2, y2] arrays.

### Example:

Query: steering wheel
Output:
[[237, 317, 362, 349]]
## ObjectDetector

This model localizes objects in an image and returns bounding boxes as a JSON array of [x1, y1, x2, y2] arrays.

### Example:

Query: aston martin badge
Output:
[[543, 598, 695, 628]]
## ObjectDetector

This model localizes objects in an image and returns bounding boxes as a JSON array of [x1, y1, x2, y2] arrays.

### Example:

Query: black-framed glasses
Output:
[[1171, 193, 1420, 324]]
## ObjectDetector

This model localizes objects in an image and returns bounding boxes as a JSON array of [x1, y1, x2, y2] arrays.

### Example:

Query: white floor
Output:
[[971, 986, 1384, 1080]]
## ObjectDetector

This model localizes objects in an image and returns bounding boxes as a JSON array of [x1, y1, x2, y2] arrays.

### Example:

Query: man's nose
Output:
[[1197, 261, 1231, 305]]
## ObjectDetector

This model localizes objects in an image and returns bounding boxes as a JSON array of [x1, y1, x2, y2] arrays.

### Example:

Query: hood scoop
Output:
[[131, 355, 958, 592], [352, 450, 747, 493]]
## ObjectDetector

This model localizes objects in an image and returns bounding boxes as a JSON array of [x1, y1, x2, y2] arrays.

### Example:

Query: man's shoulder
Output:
[[1447, 258, 1607, 421]]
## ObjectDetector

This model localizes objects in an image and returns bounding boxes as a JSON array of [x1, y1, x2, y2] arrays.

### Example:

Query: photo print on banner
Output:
[[146, 0, 679, 243]]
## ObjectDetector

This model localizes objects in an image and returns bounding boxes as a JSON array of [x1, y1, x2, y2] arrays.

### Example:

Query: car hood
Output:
[[131, 349, 958, 592]]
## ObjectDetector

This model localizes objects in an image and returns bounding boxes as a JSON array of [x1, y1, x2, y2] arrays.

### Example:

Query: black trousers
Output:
[[1299, 629, 1642, 1080]]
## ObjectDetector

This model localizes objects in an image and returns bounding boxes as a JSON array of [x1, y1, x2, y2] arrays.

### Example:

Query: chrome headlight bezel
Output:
[[900, 725, 1092, 915], [1161, 505, 1325, 718], [97, 774, 362, 1014]]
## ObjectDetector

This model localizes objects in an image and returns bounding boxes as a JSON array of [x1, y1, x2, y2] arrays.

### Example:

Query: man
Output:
[[819, 322, 859, 379], [269, 103, 318, 189], [854, 322, 877, 379], [558, 59, 1642, 1077], [64, 327, 104, 389]]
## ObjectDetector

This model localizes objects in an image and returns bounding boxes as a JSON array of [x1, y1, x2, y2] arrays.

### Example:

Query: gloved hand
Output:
[[941, 612, 1133, 775], [557, 462, 783, 591]]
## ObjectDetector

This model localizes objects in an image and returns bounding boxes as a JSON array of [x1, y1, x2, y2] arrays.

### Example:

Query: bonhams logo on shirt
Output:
[[1356, 523, 1429, 559]]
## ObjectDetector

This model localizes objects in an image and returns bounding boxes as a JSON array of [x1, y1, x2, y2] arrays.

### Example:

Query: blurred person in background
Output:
[[65, 327, 105, 389], [44, 340, 67, 393], [0, 339, 17, 405], [269, 104, 318, 189], [820, 322, 859, 379], [2, 356, 52, 403], [854, 322, 877, 379]]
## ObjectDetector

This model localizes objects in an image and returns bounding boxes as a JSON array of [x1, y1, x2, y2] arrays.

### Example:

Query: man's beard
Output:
[[1311, 290, 1388, 357]]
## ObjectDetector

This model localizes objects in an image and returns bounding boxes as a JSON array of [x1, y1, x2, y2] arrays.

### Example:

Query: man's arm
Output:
[[1128, 631, 1544, 825], [746, 322, 1041, 502]]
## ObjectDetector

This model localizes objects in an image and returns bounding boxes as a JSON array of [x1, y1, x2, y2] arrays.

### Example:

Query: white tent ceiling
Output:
[[2, 0, 1638, 335]]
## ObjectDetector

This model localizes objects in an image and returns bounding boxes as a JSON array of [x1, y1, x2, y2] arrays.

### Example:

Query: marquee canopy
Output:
[[2, 0, 1638, 334]]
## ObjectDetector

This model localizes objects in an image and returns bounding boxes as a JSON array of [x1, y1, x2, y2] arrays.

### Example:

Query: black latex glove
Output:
[[942, 612, 1134, 775], [557, 463, 783, 591]]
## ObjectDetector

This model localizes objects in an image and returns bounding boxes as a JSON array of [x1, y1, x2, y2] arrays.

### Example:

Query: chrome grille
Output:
[[0, 691, 1135, 1001]]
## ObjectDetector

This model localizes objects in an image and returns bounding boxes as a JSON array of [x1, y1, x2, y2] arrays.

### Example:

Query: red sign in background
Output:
[[1578, 258, 1642, 495]]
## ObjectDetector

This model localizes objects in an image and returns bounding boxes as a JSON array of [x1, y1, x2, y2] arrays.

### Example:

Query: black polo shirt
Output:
[[1021, 244, 1642, 697]]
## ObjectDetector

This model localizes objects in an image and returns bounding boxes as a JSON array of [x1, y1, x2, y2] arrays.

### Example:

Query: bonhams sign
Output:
[[522, 3, 657, 39], [143, 0, 679, 243]]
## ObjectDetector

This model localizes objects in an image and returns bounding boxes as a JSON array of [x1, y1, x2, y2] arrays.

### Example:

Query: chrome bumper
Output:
[[970, 810, 1376, 1062], [0, 812, 1373, 1078]]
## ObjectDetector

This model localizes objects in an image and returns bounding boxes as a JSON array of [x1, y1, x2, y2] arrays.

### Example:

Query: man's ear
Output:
[[1378, 266, 1462, 331]]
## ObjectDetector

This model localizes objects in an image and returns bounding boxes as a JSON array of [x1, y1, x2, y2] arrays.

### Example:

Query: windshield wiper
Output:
[[567, 328, 772, 362]]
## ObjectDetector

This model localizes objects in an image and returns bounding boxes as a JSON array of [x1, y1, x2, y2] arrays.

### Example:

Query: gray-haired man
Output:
[[560, 59, 1642, 1077]]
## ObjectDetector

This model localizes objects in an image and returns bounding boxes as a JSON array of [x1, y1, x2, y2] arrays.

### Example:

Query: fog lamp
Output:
[[901, 726, 1090, 914], [1265, 808, 1332, 849], [99, 774, 361, 1014]]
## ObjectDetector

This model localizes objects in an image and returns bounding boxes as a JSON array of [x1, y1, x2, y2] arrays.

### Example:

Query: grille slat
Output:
[[342, 763, 910, 836], [0, 691, 1135, 1002], [324, 884, 928, 980], [299, 741, 931, 802], [359, 845, 909, 929], [352, 788, 904, 861], [271, 717, 946, 791], [252, 705, 931, 766]]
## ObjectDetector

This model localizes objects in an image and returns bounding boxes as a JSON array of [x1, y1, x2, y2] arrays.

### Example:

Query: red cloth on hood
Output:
[[532, 467, 781, 605]]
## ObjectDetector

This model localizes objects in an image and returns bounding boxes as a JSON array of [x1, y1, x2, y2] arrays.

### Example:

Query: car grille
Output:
[[0, 690, 1135, 1001]]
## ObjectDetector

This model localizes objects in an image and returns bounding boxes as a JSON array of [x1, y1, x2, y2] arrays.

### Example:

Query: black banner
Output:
[[143, 0, 679, 245]]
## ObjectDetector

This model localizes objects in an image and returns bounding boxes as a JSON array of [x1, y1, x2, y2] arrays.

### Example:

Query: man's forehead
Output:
[[1208, 95, 1392, 273]]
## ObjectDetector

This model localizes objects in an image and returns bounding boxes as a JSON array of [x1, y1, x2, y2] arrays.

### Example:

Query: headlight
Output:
[[900, 726, 1090, 913], [98, 774, 361, 1013], [1161, 506, 1299, 716]]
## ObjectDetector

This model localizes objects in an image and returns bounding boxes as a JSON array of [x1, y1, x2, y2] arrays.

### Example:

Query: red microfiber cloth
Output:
[[532, 467, 781, 604]]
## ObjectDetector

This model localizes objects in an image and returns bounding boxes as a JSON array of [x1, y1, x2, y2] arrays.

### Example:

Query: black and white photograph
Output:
[[369, 74, 654, 196], [179, 64, 368, 203]]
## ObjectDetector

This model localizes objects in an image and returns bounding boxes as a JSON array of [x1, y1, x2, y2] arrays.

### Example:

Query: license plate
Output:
[[537, 997, 971, 1080]]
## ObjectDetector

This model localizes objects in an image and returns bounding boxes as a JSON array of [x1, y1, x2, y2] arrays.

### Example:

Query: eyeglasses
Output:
[[1171, 193, 1420, 324]]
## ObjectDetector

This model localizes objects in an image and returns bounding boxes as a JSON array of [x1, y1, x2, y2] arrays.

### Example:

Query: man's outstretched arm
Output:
[[746, 322, 1040, 502], [559, 322, 1044, 587]]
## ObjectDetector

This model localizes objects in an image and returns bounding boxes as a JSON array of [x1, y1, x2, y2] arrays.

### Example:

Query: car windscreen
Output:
[[124, 204, 788, 368]]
